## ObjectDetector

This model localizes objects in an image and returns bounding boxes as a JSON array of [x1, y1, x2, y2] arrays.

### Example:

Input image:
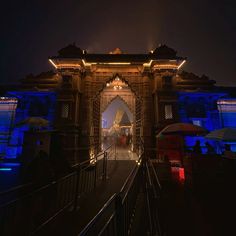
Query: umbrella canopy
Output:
[[205, 128, 236, 141], [15, 117, 49, 128], [156, 122, 207, 138]]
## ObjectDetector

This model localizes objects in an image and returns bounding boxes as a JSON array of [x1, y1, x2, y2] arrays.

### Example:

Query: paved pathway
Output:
[[113, 146, 139, 160], [42, 148, 138, 236]]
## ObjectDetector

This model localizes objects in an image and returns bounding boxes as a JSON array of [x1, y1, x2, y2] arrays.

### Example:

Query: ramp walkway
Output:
[[0, 145, 142, 236], [53, 160, 137, 236]]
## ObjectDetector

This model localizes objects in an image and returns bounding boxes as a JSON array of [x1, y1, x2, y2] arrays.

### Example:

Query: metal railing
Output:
[[0, 140, 163, 236], [0, 143, 116, 236], [0, 171, 77, 236], [79, 155, 143, 236], [0, 182, 32, 205], [73, 142, 116, 209], [79, 138, 144, 236], [79, 138, 164, 236], [145, 159, 162, 236]]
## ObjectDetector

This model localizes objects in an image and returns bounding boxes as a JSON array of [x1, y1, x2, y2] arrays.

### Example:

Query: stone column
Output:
[[54, 72, 85, 166]]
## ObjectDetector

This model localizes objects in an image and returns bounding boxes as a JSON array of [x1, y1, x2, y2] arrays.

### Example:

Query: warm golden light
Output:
[[143, 60, 153, 67], [49, 59, 83, 69], [143, 59, 186, 70], [153, 64, 179, 69], [106, 62, 131, 65], [58, 64, 82, 68], [82, 60, 131, 66], [113, 85, 122, 90], [177, 60, 186, 69], [49, 59, 58, 69], [82, 59, 97, 66]]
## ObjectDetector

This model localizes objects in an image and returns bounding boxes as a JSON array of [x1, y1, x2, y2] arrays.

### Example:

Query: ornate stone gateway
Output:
[[48, 45, 187, 164]]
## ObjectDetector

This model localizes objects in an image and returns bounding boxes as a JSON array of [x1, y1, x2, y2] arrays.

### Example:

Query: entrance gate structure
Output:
[[49, 45, 186, 165]]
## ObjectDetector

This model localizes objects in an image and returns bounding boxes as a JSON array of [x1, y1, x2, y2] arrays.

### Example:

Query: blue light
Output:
[[0, 163, 21, 167], [177, 91, 231, 154], [0, 91, 57, 160], [220, 113, 236, 128], [178, 91, 227, 132], [0, 168, 12, 171]]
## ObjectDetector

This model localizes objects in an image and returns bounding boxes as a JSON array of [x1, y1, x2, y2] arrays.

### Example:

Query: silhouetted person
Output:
[[224, 144, 235, 159], [126, 133, 131, 146], [224, 144, 231, 151], [205, 142, 215, 154], [51, 153, 71, 178], [49, 133, 72, 178], [22, 150, 57, 226], [193, 140, 202, 154], [23, 150, 55, 187]]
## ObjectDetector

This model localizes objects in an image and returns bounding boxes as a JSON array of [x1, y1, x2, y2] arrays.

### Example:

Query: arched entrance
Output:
[[48, 45, 187, 164], [101, 96, 138, 160], [90, 75, 142, 157]]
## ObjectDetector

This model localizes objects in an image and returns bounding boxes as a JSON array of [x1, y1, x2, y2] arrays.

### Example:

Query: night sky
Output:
[[1, 0, 236, 86]]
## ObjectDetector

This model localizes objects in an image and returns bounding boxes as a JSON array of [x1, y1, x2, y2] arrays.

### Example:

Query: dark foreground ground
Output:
[[159, 176, 236, 235], [2, 158, 236, 236], [131, 162, 236, 236]]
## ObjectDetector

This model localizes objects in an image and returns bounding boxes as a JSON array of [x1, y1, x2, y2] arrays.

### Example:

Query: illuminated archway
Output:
[[89, 75, 142, 155], [102, 96, 138, 159]]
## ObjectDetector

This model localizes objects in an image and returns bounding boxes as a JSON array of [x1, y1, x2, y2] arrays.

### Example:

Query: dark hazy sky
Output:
[[1, 0, 236, 86]]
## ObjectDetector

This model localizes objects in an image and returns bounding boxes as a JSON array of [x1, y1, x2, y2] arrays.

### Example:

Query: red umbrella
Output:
[[156, 123, 207, 138], [156, 123, 208, 166]]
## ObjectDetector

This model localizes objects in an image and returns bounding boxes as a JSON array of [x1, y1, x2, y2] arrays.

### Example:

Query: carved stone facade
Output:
[[6, 44, 220, 165], [46, 44, 188, 164]]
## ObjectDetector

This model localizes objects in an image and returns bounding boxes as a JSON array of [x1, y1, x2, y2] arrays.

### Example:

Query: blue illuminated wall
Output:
[[1, 91, 57, 159], [217, 99, 236, 152], [178, 91, 227, 154], [0, 98, 18, 158], [220, 113, 236, 127], [217, 99, 236, 128]]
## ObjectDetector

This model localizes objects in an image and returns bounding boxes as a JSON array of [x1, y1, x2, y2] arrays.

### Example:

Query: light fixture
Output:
[[113, 76, 122, 90], [113, 85, 122, 90]]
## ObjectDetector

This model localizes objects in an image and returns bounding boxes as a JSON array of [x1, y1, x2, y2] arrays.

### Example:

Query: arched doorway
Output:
[[102, 96, 134, 153], [91, 75, 142, 159]]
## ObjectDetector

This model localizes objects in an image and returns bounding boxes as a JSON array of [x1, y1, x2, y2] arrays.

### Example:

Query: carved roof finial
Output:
[[109, 48, 122, 54]]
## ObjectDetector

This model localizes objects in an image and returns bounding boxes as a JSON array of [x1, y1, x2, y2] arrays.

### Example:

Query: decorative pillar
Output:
[[54, 72, 85, 166]]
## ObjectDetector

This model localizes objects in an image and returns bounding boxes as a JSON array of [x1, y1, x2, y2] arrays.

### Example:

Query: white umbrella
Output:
[[205, 128, 236, 142], [15, 117, 49, 128]]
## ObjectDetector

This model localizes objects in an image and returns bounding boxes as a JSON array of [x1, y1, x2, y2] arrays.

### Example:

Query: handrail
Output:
[[0, 180, 56, 208], [0, 182, 32, 196], [145, 159, 163, 236], [102, 143, 114, 153], [72, 142, 115, 169], [1, 138, 143, 236], [122, 163, 140, 203], [119, 136, 143, 194], [79, 137, 144, 235], [150, 160, 162, 191], [119, 156, 142, 194], [78, 161, 142, 236], [79, 194, 117, 236], [2, 142, 111, 202], [145, 162, 154, 234]]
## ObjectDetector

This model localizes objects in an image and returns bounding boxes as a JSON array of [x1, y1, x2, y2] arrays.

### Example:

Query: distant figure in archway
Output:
[[193, 140, 202, 154], [22, 150, 55, 187], [205, 142, 215, 154]]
